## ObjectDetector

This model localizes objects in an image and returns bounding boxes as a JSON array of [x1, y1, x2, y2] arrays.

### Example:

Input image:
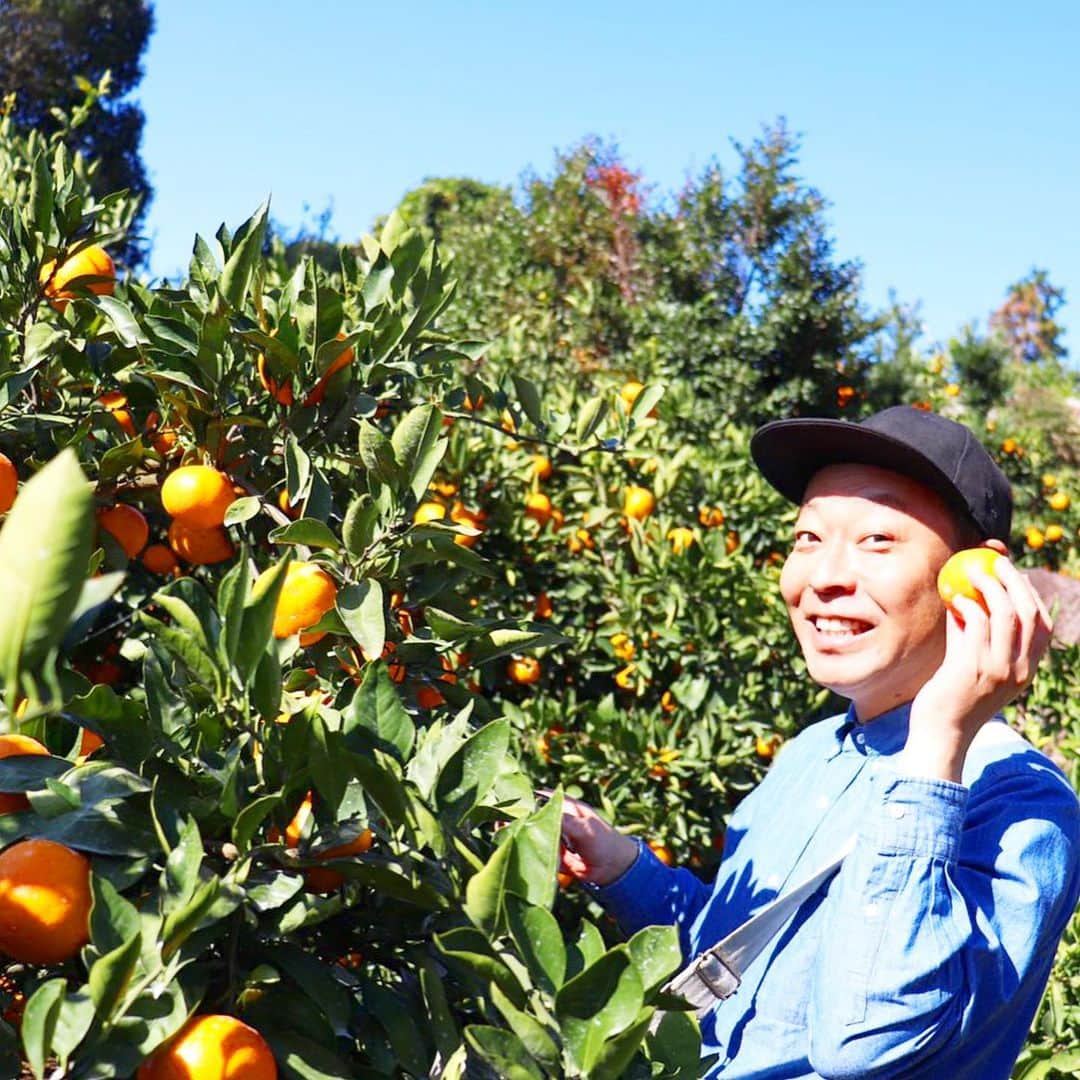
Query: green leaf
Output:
[[464, 829, 514, 935], [390, 404, 441, 486], [590, 1007, 655, 1080], [268, 519, 340, 550], [220, 199, 269, 308], [236, 555, 290, 687], [506, 896, 566, 993], [345, 749, 412, 829], [30, 150, 53, 234], [87, 930, 141, 1019], [337, 579, 385, 663], [512, 374, 544, 430], [576, 395, 609, 443], [470, 627, 568, 665], [161, 876, 221, 961], [360, 251, 394, 312], [284, 431, 312, 501], [629, 382, 665, 425], [342, 661, 414, 761], [358, 422, 399, 485], [139, 615, 221, 696], [223, 495, 260, 526], [251, 645, 282, 720], [464, 1026, 544, 1080], [627, 925, 683, 996], [0, 450, 93, 690], [555, 948, 644, 1074], [266, 1031, 355, 1078], [342, 494, 378, 557], [489, 982, 560, 1068], [163, 816, 204, 908], [93, 295, 150, 347], [216, 559, 248, 676], [232, 794, 280, 854], [436, 718, 510, 825], [647, 1010, 702, 1077], [435, 926, 526, 1008], [505, 789, 563, 908], [21, 977, 66, 1080], [364, 981, 432, 1076], [89, 873, 140, 954]]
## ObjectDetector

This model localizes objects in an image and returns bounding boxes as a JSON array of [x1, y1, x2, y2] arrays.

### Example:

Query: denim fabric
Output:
[[593, 704, 1080, 1078]]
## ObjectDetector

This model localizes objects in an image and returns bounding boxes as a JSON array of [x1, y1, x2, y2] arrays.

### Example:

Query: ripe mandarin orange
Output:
[[0, 734, 49, 814], [270, 791, 374, 894], [257, 352, 294, 407], [623, 485, 655, 521], [524, 492, 553, 526], [413, 501, 447, 525], [96, 504, 150, 558], [1045, 524, 1064, 543], [0, 454, 17, 515], [142, 543, 181, 575], [532, 455, 553, 481], [167, 520, 234, 566], [507, 656, 541, 685], [136, 1013, 277, 1079], [0, 839, 92, 964], [302, 333, 354, 407], [1049, 492, 1071, 512], [39, 244, 115, 312], [259, 561, 338, 639], [161, 465, 235, 528], [936, 548, 1003, 613], [667, 526, 695, 554]]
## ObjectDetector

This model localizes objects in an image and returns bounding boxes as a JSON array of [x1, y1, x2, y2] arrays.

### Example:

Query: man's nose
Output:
[[807, 541, 856, 593]]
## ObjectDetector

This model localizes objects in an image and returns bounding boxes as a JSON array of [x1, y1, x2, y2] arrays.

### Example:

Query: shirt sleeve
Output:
[[807, 762, 1080, 1078], [587, 838, 712, 957]]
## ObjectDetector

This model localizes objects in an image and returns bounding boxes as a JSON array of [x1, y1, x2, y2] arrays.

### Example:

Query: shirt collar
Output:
[[841, 700, 911, 757]]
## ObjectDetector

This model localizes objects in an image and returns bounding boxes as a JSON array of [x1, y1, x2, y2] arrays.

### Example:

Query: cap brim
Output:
[[750, 417, 976, 525]]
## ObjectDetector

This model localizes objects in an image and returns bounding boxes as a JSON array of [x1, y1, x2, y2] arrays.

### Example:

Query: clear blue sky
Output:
[[139, 1, 1080, 354]]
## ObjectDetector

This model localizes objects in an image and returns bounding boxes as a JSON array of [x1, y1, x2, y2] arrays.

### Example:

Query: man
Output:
[[560, 406, 1080, 1078]]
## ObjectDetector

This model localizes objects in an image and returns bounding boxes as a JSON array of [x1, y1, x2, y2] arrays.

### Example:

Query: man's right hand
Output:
[[555, 794, 641, 886]]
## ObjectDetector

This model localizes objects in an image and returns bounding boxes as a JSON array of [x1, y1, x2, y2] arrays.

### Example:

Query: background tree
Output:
[[0, 0, 154, 266]]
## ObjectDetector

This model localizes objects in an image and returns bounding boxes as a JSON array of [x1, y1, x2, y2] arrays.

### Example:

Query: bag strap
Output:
[[663, 837, 855, 1017]]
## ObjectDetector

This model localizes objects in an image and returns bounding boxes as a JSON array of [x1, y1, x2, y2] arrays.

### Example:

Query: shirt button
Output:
[[887, 804, 906, 820], [854, 732, 865, 745]]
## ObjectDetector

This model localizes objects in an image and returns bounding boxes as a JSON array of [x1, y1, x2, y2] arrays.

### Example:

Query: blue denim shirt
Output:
[[594, 704, 1080, 1078]]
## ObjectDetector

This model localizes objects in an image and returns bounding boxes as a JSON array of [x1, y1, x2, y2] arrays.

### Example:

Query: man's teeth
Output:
[[814, 617, 870, 634]]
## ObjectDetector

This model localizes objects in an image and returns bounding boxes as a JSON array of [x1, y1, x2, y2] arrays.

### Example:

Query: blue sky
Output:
[[139, 1, 1080, 354]]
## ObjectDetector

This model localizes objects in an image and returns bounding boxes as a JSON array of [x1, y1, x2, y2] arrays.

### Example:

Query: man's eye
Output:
[[863, 534, 893, 545], [793, 530, 818, 546]]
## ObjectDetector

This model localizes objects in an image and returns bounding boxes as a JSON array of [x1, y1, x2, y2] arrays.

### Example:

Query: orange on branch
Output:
[[524, 492, 553, 526], [142, 543, 180, 576], [161, 465, 235, 528], [136, 1013, 277, 1080], [507, 656, 541, 685], [270, 791, 374, 894], [623, 485, 655, 521], [413, 501, 447, 525], [532, 455, 553, 481], [302, 333, 354, 407], [0, 734, 49, 814], [0, 839, 91, 965], [260, 561, 338, 640], [0, 453, 15, 514], [168, 520, 234, 565], [39, 244, 115, 312], [1048, 491, 1071, 512], [96, 504, 149, 558]]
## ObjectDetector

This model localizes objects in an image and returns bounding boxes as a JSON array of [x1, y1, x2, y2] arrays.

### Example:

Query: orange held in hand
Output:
[[936, 548, 1003, 614], [136, 1013, 278, 1079], [0, 838, 92, 965], [161, 465, 236, 528]]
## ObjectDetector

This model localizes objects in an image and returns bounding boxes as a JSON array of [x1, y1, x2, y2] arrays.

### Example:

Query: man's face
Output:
[[779, 463, 957, 722]]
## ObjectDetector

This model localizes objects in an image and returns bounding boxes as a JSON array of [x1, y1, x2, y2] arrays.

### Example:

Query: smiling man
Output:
[[559, 406, 1080, 1078]]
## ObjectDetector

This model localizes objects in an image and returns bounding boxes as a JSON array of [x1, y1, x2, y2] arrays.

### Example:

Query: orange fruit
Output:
[[97, 391, 137, 439], [161, 465, 235, 528], [533, 591, 553, 619], [1026, 527, 1046, 551], [277, 489, 300, 519], [619, 380, 657, 418], [449, 501, 486, 547], [1042, 473, 1057, 490], [0, 838, 92, 964], [725, 530, 740, 554], [610, 633, 635, 662], [78, 729, 104, 757], [1045, 524, 1064, 543], [524, 492, 553, 526], [944, 383, 961, 397], [270, 791, 374, 894], [96, 504, 150, 558], [136, 1013, 277, 1079], [667, 526, 695, 554], [648, 841, 674, 866], [146, 412, 180, 456], [1048, 492, 1071, 512], [532, 455, 553, 481], [302, 333, 354, 407], [698, 506, 725, 528], [567, 527, 595, 554], [614, 664, 636, 690], [0, 453, 17, 514], [167, 520, 234, 566], [507, 656, 541, 685], [755, 733, 782, 760], [257, 352, 294, 407], [39, 244, 115, 312], [413, 501, 447, 525], [1001, 438, 1018, 455], [0, 734, 49, 814], [936, 548, 1003, 613], [623, 485, 655, 521], [142, 543, 181, 576], [259, 562, 337, 640], [416, 685, 445, 710]]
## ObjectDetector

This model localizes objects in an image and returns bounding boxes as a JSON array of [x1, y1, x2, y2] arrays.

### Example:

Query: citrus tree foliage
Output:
[[0, 0, 154, 266]]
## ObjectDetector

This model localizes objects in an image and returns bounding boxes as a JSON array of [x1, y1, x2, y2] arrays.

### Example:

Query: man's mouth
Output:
[[808, 615, 874, 639]]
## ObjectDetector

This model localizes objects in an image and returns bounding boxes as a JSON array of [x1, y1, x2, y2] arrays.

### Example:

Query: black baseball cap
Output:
[[750, 405, 1013, 542]]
